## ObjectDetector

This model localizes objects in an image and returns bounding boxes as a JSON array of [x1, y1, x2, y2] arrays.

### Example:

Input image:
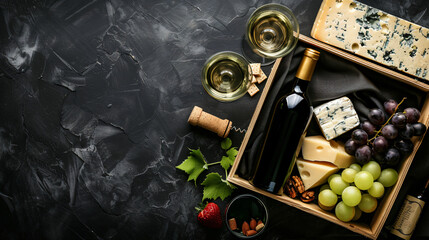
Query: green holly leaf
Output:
[[201, 172, 236, 201], [176, 149, 208, 184], [226, 147, 238, 160], [221, 138, 232, 150], [220, 156, 234, 171]]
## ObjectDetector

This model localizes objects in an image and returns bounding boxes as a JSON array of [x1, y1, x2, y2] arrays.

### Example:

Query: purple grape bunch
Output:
[[345, 98, 427, 168]]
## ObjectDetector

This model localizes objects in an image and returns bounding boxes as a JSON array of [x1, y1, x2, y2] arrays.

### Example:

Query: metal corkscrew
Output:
[[231, 126, 247, 134], [188, 106, 247, 138]]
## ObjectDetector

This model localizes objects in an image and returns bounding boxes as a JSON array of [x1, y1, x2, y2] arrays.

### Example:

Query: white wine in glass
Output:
[[245, 4, 299, 64], [201, 51, 252, 102]]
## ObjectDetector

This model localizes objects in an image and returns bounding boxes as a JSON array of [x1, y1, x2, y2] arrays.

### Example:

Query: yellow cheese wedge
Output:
[[301, 135, 355, 168], [296, 158, 339, 190]]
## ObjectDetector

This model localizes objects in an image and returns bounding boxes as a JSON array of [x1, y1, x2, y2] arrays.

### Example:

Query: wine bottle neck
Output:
[[293, 78, 310, 94], [295, 48, 320, 81]]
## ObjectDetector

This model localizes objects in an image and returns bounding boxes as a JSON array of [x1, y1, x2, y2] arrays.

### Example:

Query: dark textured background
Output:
[[0, 0, 428, 239]]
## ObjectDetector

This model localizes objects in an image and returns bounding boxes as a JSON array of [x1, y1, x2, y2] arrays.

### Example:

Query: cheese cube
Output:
[[296, 158, 339, 190], [311, 0, 429, 81], [301, 135, 355, 168], [314, 96, 359, 140]]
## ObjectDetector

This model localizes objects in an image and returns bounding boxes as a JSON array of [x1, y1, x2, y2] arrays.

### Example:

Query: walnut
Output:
[[284, 175, 315, 203], [284, 179, 298, 198], [300, 190, 316, 203], [291, 175, 305, 194]]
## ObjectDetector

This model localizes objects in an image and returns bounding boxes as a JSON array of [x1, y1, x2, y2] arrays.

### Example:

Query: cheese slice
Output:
[[301, 135, 355, 168], [311, 0, 429, 81], [296, 158, 339, 190], [314, 97, 360, 140]]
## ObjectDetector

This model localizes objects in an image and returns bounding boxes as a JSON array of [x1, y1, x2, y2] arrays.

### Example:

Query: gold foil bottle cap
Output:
[[303, 48, 320, 61], [295, 48, 321, 81]]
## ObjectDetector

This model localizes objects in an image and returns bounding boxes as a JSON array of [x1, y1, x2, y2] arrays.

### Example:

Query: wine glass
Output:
[[201, 51, 252, 102], [243, 3, 299, 65]]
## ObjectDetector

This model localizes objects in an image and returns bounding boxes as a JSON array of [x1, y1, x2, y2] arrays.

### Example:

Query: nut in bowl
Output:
[[225, 194, 268, 238]]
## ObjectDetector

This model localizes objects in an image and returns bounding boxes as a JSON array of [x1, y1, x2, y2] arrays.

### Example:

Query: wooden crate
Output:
[[227, 34, 429, 239]]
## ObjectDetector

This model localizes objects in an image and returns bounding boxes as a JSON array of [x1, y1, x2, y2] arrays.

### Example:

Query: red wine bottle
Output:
[[251, 48, 320, 194], [390, 177, 429, 240]]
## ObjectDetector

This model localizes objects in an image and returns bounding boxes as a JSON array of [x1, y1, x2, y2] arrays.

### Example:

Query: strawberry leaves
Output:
[[176, 138, 238, 202]]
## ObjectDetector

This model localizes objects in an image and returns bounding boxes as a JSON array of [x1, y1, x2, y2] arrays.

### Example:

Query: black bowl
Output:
[[225, 194, 269, 239]]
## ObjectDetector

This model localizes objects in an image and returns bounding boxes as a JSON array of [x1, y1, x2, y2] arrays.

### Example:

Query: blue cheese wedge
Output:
[[314, 96, 359, 140], [311, 0, 429, 81]]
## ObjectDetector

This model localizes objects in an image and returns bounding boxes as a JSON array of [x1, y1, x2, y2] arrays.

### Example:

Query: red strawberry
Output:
[[196, 202, 222, 228]]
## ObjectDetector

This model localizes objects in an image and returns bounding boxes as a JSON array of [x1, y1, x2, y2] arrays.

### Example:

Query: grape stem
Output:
[[368, 97, 407, 144]]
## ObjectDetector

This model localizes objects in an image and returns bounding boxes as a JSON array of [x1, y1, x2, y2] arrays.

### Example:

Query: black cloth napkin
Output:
[[237, 43, 429, 239]]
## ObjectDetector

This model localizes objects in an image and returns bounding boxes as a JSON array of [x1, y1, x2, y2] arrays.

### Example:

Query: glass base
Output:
[[241, 36, 276, 66]]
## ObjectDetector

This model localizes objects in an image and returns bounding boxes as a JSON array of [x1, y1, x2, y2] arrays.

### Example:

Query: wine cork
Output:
[[188, 106, 232, 138]]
